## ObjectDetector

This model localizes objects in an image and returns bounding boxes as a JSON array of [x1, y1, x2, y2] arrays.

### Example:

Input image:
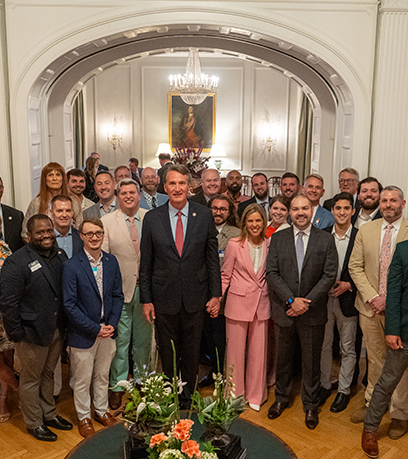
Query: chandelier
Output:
[[169, 48, 219, 105]]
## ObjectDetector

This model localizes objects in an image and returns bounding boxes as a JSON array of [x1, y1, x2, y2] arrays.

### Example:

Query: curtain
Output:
[[296, 93, 313, 182], [73, 91, 85, 168]]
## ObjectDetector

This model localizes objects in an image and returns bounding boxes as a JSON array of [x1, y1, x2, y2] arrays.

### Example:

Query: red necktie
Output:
[[175, 211, 184, 256]]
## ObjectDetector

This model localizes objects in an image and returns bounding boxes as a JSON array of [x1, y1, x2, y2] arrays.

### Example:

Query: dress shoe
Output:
[[318, 386, 331, 407], [388, 418, 408, 440], [351, 404, 368, 424], [198, 372, 215, 388], [267, 401, 288, 419], [249, 403, 260, 412], [305, 409, 319, 430], [78, 418, 95, 438], [362, 429, 379, 459], [45, 415, 73, 431], [27, 424, 58, 442], [330, 392, 350, 413], [94, 412, 117, 427], [109, 391, 124, 410]]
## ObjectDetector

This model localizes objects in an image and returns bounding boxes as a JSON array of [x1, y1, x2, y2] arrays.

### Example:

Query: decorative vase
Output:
[[123, 420, 172, 459], [201, 420, 247, 459]]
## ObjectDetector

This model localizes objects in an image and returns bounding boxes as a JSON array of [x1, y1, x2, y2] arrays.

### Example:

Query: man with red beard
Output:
[[354, 177, 382, 228]]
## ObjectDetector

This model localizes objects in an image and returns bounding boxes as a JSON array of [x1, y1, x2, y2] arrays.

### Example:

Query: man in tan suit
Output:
[[101, 179, 151, 410], [349, 186, 408, 438]]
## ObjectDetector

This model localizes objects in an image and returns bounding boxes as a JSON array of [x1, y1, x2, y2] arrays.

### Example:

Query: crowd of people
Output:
[[0, 154, 406, 458]]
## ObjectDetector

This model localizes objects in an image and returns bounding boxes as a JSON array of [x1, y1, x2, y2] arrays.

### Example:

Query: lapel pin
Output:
[[192, 213, 196, 217], [8, 216, 12, 220], [58, 251, 62, 255]]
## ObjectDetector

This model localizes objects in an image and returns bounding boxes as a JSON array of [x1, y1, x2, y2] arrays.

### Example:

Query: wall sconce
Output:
[[210, 144, 227, 171], [156, 143, 173, 156], [107, 119, 123, 150], [260, 119, 279, 153]]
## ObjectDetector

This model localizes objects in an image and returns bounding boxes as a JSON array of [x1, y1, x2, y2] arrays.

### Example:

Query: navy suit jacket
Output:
[[62, 249, 124, 349], [324, 225, 359, 317], [139, 201, 222, 314], [266, 225, 338, 327], [71, 227, 84, 257], [237, 196, 270, 219], [1, 203, 24, 252], [0, 244, 67, 346]]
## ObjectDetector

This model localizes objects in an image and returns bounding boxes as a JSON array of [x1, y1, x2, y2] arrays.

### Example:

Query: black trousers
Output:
[[155, 305, 205, 403], [274, 320, 325, 411]]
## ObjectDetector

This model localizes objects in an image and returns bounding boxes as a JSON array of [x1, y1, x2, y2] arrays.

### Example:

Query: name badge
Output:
[[29, 260, 42, 272], [92, 267, 97, 273], [218, 250, 225, 259]]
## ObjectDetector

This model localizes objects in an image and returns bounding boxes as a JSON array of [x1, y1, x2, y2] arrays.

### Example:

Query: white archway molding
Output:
[[6, 3, 377, 209]]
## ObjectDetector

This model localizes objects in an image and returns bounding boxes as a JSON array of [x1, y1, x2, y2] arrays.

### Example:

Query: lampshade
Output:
[[156, 143, 172, 156], [210, 144, 227, 157]]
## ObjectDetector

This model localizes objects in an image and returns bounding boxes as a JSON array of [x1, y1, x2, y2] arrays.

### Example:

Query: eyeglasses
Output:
[[81, 231, 104, 239], [211, 206, 228, 213], [339, 179, 357, 185]]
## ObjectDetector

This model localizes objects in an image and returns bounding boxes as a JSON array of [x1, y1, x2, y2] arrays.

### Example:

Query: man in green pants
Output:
[[101, 178, 152, 410]]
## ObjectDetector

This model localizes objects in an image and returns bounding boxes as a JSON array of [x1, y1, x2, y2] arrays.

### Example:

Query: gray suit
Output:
[[83, 199, 119, 219], [266, 225, 338, 410]]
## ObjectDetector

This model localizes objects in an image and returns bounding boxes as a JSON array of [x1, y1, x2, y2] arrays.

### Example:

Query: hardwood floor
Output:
[[1, 362, 408, 459]]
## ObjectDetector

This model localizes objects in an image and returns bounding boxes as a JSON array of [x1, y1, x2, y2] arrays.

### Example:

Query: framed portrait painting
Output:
[[168, 93, 216, 152]]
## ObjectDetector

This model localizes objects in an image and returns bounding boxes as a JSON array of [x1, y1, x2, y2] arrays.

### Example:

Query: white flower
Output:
[[177, 379, 187, 394], [202, 453, 218, 459], [115, 380, 133, 392], [136, 402, 146, 416], [159, 449, 184, 459], [149, 402, 161, 414]]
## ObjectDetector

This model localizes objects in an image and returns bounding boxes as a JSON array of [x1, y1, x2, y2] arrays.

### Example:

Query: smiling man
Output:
[[0, 214, 72, 441], [189, 168, 221, 207], [354, 177, 383, 229], [318, 192, 358, 413], [280, 172, 301, 201], [140, 164, 221, 409], [302, 174, 335, 229], [237, 173, 270, 218], [83, 171, 118, 219], [67, 169, 94, 213], [139, 166, 169, 210], [266, 195, 337, 429], [223, 170, 248, 209], [101, 179, 151, 411]]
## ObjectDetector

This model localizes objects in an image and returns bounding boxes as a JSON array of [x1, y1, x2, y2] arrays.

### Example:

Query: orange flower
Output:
[[181, 439, 202, 458], [149, 433, 168, 448], [173, 419, 194, 441]]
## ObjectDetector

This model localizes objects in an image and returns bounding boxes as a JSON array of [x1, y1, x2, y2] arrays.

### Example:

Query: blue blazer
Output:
[[313, 204, 335, 230], [62, 249, 124, 349], [139, 192, 169, 210]]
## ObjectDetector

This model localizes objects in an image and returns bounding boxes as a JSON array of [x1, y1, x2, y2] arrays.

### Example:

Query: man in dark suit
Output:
[[157, 153, 173, 194], [50, 195, 83, 259], [237, 173, 270, 219], [129, 158, 143, 185], [362, 238, 408, 457], [189, 168, 221, 207], [140, 164, 221, 408], [0, 215, 72, 441], [0, 176, 24, 252], [63, 218, 123, 438], [319, 192, 359, 413], [266, 195, 338, 429]]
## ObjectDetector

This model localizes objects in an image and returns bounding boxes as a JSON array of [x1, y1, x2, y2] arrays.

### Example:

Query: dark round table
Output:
[[66, 415, 296, 459]]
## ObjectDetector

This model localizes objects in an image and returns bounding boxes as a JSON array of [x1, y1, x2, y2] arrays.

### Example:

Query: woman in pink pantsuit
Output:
[[221, 203, 270, 411]]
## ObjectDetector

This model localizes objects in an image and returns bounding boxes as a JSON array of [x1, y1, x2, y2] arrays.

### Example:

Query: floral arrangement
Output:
[[191, 355, 246, 433], [147, 419, 218, 459], [172, 147, 210, 179], [116, 365, 177, 439]]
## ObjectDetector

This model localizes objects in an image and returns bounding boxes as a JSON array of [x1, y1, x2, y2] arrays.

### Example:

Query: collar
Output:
[[169, 201, 189, 217], [255, 196, 268, 205], [54, 226, 73, 238], [99, 197, 116, 209], [216, 223, 226, 233], [142, 189, 158, 200], [122, 209, 141, 221], [84, 248, 102, 263], [293, 224, 312, 238], [332, 224, 352, 241], [29, 243, 59, 259], [359, 206, 379, 221], [382, 215, 403, 231]]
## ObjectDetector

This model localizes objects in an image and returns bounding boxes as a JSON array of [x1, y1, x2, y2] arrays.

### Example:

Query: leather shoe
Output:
[[198, 372, 215, 388], [351, 404, 368, 423], [27, 424, 57, 442], [305, 409, 319, 429], [267, 401, 288, 419], [330, 392, 350, 413], [388, 418, 408, 440], [109, 391, 124, 410], [318, 386, 331, 407], [362, 429, 379, 459], [78, 418, 95, 438], [94, 412, 117, 427], [45, 415, 73, 431]]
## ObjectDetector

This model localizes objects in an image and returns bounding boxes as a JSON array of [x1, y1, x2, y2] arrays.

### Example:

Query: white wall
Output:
[[83, 55, 302, 177]]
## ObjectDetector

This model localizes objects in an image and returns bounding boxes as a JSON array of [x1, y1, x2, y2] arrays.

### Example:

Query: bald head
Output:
[[141, 167, 159, 195], [226, 170, 242, 195], [202, 168, 221, 198]]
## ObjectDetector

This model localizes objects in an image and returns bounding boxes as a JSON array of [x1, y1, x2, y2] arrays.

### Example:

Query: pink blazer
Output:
[[221, 237, 270, 322]]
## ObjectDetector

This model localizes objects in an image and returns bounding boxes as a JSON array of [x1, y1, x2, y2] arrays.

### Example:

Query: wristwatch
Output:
[[286, 297, 295, 307]]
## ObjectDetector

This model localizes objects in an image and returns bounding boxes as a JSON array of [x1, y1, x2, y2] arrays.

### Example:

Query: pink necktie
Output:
[[175, 211, 184, 256], [128, 217, 140, 256], [379, 224, 393, 295]]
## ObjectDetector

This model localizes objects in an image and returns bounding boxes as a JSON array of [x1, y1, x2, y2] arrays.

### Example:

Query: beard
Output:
[[360, 198, 379, 211]]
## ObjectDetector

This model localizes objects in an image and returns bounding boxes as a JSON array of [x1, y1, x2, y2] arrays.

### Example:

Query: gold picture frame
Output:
[[168, 93, 216, 152]]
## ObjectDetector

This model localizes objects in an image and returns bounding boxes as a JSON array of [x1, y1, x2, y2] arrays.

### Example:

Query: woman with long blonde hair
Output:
[[22, 162, 82, 238]]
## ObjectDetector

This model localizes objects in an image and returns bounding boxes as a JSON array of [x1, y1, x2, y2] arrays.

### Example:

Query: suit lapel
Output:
[[27, 246, 59, 295], [79, 250, 101, 298], [283, 227, 298, 272], [239, 239, 260, 286], [182, 204, 198, 256], [303, 226, 318, 268], [396, 218, 408, 245], [159, 204, 179, 257], [115, 210, 138, 257]]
